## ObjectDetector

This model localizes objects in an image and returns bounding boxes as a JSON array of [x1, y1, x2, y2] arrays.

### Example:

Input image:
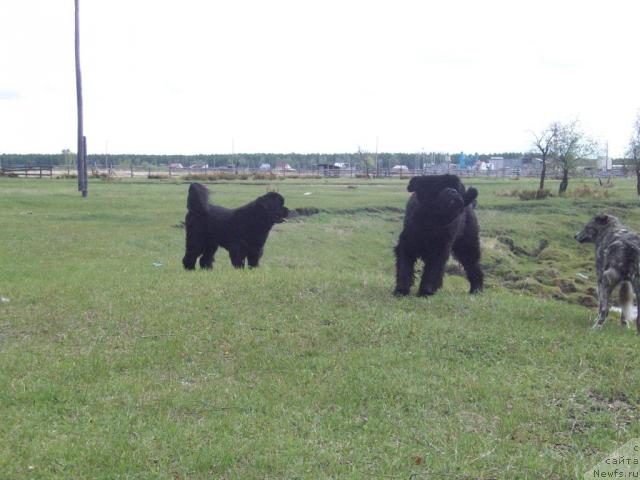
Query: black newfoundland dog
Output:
[[394, 174, 483, 296], [182, 183, 288, 270]]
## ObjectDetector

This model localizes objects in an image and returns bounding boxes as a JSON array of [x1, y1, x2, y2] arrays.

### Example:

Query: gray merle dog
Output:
[[575, 213, 640, 332]]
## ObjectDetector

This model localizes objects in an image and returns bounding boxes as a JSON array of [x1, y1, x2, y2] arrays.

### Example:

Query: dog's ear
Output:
[[257, 192, 283, 212], [464, 187, 478, 206], [407, 177, 422, 192], [595, 214, 609, 225]]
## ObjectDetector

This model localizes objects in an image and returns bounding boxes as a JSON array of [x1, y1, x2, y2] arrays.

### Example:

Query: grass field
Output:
[[1, 176, 639, 479]]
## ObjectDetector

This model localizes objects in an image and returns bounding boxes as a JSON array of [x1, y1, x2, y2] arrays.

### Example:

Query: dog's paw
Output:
[[592, 323, 603, 330]]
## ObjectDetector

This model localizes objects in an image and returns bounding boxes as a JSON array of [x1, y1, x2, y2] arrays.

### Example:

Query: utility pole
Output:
[[232, 137, 237, 174], [375, 136, 379, 177], [74, 0, 87, 197]]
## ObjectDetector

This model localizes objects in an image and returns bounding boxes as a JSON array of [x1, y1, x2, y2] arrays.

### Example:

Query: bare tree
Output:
[[531, 123, 558, 190], [552, 120, 597, 194], [627, 111, 640, 195]]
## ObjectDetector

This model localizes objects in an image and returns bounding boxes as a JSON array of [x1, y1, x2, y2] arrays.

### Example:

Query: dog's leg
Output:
[[229, 250, 246, 269], [452, 237, 483, 294], [183, 216, 203, 270], [199, 246, 218, 270], [247, 248, 263, 268], [619, 281, 633, 327], [183, 254, 198, 270], [394, 245, 416, 296], [417, 252, 448, 296], [594, 277, 615, 329], [632, 276, 640, 335]]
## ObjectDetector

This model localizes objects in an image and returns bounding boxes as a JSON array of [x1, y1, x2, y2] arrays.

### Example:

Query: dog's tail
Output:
[[187, 183, 210, 215], [619, 281, 634, 326]]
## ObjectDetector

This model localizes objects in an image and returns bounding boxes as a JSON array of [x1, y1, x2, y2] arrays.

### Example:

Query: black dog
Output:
[[182, 183, 288, 270], [394, 174, 483, 296]]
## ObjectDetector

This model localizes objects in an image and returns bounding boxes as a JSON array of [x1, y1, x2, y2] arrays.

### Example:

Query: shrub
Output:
[[252, 173, 278, 181], [571, 184, 610, 198], [91, 172, 119, 181], [184, 172, 254, 181], [517, 189, 551, 200], [496, 189, 551, 200]]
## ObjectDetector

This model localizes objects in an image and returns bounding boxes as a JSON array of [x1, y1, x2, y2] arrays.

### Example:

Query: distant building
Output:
[[597, 155, 612, 170], [391, 165, 409, 173], [334, 162, 351, 169], [275, 162, 295, 172], [190, 163, 208, 169], [520, 156, 542, 173], [315, 163, 340, 176]]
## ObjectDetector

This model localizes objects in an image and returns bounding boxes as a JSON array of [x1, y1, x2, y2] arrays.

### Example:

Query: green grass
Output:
[[1, 176, 639, 479]]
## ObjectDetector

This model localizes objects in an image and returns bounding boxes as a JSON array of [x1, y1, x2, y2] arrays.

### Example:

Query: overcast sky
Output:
[[1, 0, 639, 157]]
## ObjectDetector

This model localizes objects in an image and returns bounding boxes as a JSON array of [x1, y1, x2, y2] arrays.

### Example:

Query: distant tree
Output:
[[364, 153, 376, 177], [531, 123, 558, 190], [552, 120, 597, 194], [627, 111, 640, 195]]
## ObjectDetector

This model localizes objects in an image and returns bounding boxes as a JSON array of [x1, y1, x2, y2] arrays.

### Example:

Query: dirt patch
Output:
[[445, 263, 465, 276], [531, 239, 549, 257], [288, 206, 404, 219], [577, 295, 597, 308], [554, 278, 577, 293], [335, 206, 404, 215], [496, 236, 550, 257], [497, 236, 528, 256], [550, 391, 638, 434], [289, 207, 322, 217]]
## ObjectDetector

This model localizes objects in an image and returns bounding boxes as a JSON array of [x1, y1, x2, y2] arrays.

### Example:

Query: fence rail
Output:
[[0, 165, 53, 178]]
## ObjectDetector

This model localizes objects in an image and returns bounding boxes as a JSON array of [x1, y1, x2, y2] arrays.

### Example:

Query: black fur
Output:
[[182, 183, 288, 270], [394, 174, 483, 296]]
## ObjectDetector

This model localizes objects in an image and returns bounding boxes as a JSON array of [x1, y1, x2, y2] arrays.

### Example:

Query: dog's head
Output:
[[257, 192, 289, 224], [407, 174, 477, 224], [575, 213, 617, 243]]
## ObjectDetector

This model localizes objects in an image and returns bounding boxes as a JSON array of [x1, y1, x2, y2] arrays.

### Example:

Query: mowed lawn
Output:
[[1, 176, 639, 479]]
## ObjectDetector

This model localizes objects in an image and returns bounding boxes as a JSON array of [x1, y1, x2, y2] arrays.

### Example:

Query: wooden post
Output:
[[75, 0, 87, 197], [82, 136, 88, 196]]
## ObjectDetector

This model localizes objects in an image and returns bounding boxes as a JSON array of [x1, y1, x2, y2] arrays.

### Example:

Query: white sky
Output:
[[1, 0, 639, 157]]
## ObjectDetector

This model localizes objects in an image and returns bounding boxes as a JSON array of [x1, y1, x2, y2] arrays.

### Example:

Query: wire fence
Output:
[[1, 163, 630, 180]]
